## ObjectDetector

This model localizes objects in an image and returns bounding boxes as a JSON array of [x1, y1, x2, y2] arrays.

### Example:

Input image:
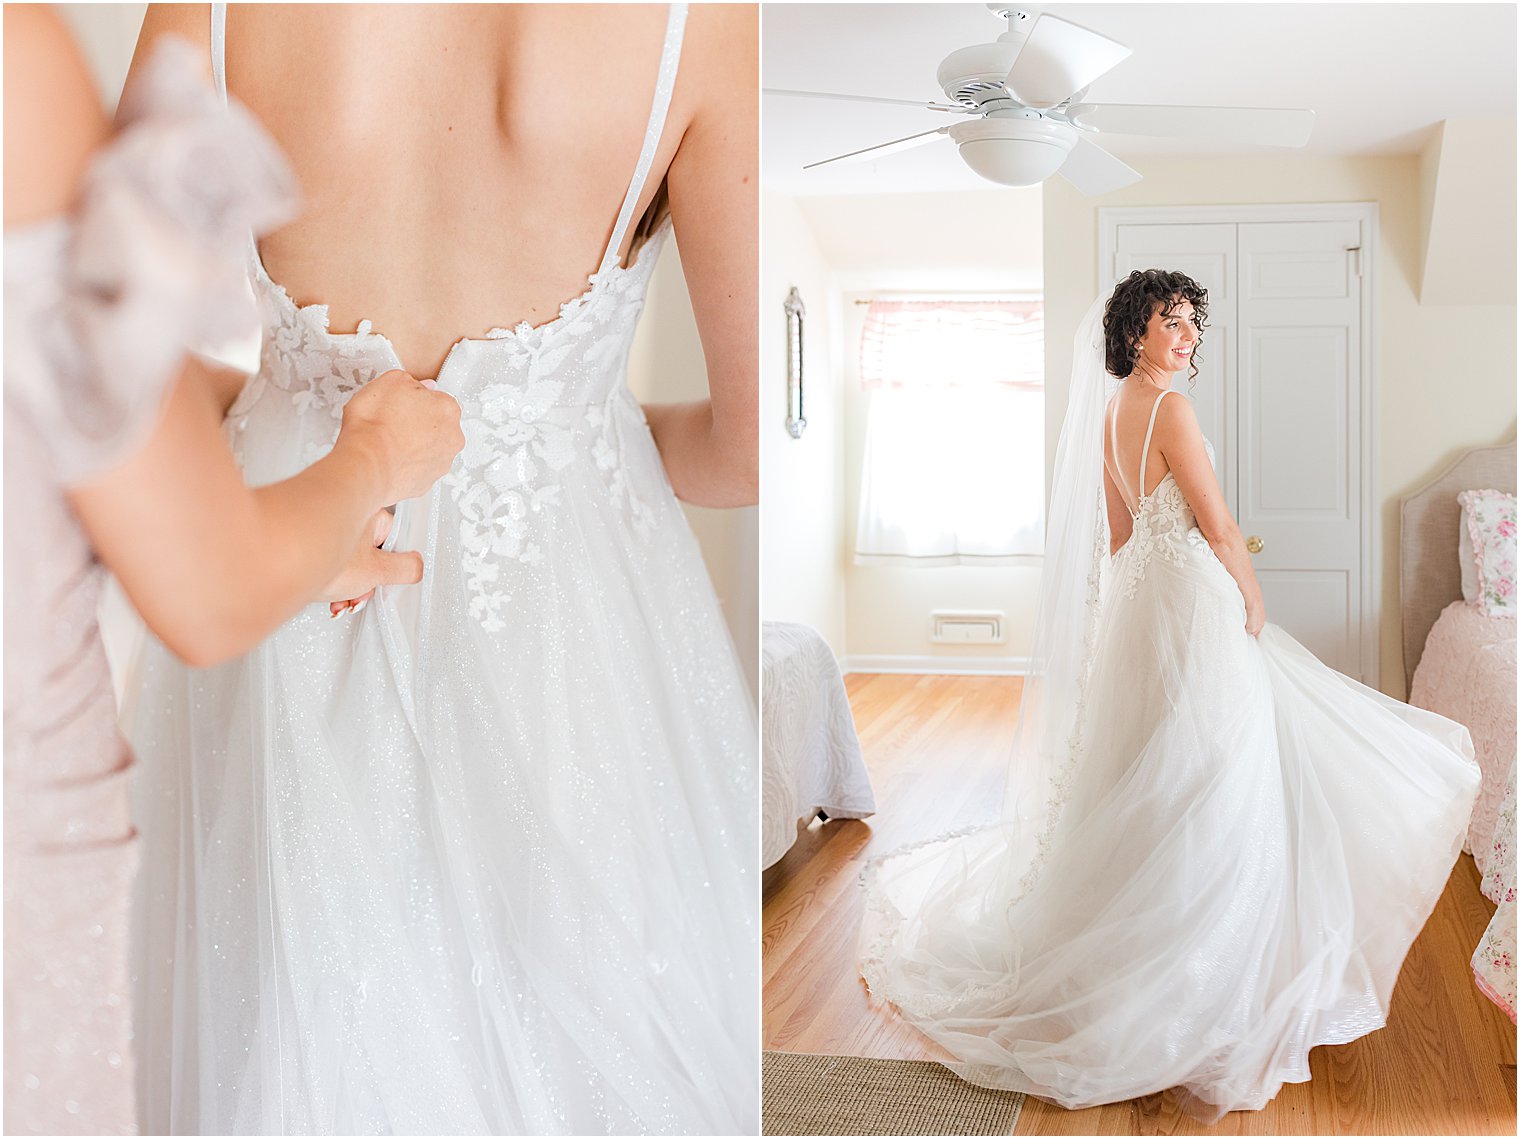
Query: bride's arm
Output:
[[1156, 396, 1266, 636], [647, 3, 758, 509]]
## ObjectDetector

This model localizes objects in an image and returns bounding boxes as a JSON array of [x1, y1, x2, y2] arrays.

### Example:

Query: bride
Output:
[[861, 269, 1482, 1121], [123, 4, 757, 1134]]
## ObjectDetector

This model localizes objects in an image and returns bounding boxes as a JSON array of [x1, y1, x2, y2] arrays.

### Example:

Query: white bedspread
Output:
[[762, 622, 874, 869]]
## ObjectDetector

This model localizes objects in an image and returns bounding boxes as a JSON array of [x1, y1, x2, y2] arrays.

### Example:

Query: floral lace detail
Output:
[[240, 225, 668, 635], [240, 274, 391, 427], [1120, 475, 1194, 599], [1458, 489, 1518, 618], [439, 273, 658, 633], [443, 376, 581, 634]]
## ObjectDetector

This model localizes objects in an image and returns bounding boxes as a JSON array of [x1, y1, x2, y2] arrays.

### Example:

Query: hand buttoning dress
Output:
[[127, 5, 758, 1134], [860, 298, 1482, 1122], [3, 38, 296, 1135]]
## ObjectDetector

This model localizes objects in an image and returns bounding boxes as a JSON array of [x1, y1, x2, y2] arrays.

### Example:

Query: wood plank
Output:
[[762, 674, 1517, 1135]]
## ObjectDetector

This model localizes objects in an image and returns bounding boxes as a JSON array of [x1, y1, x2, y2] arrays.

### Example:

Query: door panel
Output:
[[1257, 569, 1353, 672], [1248, 326, 1349, 518], [1237, 221, 1363, 677]]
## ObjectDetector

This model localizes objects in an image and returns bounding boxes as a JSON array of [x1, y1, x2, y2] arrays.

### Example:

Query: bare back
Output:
[[1103, 384, 1173, 515], [132, 4, 706, 379]]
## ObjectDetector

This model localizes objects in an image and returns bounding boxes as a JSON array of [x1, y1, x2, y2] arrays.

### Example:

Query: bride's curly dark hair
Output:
[[1102, 269, 1209, 385]]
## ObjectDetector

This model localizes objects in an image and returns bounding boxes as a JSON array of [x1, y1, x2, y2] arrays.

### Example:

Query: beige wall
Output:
[[59, 3, 146, 107], [1419, 119, 1518, 305], [759, 191, 846, 656], [759, 188, 1046, 670], [1042, 152, 1518, 698]]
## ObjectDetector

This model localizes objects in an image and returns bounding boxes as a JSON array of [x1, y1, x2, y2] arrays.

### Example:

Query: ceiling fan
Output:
[[766, 4, 1316, 195]]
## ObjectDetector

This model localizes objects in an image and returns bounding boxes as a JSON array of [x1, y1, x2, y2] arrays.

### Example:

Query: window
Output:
[[855, 299, 1044, 566]]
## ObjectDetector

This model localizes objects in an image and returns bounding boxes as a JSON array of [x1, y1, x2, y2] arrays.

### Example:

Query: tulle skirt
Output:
[[861, 532, 1481, 1122], [126, 408, 758, 1135]]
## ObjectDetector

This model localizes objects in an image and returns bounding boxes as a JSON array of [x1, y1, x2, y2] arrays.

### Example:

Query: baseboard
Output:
[[840, 653, 1032, 676]]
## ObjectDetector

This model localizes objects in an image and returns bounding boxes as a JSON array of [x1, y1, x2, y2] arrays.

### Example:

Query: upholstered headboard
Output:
[[1400, 440, 1517, 690]]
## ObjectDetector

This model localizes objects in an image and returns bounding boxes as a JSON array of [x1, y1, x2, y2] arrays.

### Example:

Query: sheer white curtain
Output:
[[855, 299, 1045, 567]]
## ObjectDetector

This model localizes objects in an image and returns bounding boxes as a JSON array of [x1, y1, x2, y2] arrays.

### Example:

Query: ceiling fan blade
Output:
[[1056, 136, 1143, 197], [1066, 103, 1316, 147], [764, 88, 975, 114], [1004, 14, 1131, 110], [803, 126, 951, 170]]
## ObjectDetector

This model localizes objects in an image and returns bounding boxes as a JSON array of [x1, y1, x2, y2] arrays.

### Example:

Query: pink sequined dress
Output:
[[2, 38, 295, 1135]]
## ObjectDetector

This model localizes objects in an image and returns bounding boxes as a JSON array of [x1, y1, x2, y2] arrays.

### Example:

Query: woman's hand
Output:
[[332, 370, 464, 506], [1245, 597, 1266, 638], [321, 509, 422, 616]]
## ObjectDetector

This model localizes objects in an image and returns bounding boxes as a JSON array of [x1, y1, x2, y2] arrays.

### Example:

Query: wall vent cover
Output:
[[931, 610, 1006, 644]]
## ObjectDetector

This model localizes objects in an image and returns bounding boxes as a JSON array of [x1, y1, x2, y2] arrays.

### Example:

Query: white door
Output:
[[1108, 212, 1372, 680], [1236, 220, 1364, 675]]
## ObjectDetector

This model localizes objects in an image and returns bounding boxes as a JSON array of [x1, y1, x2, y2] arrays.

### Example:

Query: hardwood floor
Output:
[[762, 673, 1518, 1136]]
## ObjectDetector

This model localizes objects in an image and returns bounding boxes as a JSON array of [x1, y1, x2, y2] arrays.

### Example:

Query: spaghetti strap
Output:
[[1138, 389, 1171, 497], [211, 3, 227, 106], [597, 3, 688, 275]]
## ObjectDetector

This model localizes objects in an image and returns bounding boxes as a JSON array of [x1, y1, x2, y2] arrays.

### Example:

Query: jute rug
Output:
[[762, 1052, 1025, 1136]]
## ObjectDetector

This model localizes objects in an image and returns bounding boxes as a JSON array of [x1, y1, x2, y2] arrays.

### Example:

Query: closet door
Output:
[[1236, 220, 1364, 676]]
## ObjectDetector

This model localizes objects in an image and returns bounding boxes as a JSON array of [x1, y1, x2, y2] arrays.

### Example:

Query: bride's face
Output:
[[1136, 298, 1201, 376]]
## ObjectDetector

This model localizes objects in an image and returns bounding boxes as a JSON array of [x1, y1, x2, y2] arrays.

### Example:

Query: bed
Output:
[[1401, 439, 1516, 1023], [761, 622, 875, 869]]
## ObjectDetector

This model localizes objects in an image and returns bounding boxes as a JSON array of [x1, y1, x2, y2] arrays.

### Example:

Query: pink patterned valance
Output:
[[859, 300, 1044, 391]]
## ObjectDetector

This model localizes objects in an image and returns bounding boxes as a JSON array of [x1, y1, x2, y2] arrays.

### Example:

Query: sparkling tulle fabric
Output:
[[861, 408, 1482, 1122], [127, 6, 758, 1133], [3, 39, 296, 1136]]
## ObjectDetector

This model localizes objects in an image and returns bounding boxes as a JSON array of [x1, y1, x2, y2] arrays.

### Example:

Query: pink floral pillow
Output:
[[1457, 489, 1517, 617]]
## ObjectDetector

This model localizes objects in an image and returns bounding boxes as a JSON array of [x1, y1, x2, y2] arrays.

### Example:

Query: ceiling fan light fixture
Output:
[[948, 117, 1076, 187]]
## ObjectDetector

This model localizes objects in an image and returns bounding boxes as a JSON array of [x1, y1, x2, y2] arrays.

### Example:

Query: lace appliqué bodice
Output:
[[1115, 417, 1215, 599], [221, 4, 686, 635]]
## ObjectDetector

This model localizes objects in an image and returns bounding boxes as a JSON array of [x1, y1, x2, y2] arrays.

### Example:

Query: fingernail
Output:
[[420, 379, 438, 390], [352, 598, 368, 615], [329, 607, 345, 619]]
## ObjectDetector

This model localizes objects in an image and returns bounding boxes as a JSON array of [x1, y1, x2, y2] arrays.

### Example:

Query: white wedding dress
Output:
[[862, 387, 1481, 1121], [126, 6, 757, 1134]]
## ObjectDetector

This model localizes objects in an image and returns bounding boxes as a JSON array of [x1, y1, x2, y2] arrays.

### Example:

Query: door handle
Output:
[[1246, 535, 1264, 554]]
